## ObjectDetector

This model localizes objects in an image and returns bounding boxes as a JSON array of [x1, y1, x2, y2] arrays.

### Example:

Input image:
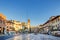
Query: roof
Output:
[[43, 15, 60, 25], [6, 20, 14, 24], [0, 13, 6, 19]]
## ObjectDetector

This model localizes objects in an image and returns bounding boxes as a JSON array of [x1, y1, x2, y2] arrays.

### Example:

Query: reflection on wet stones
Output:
[[6, 34, 60, 40]]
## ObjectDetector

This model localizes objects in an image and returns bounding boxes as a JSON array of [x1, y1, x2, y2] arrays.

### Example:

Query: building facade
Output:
[[0, 13, 31, 34], [11, 20, 21, 32], [5, 20, 14, 35], [0, 14, 6, 34], [41, 15, 60, 34]]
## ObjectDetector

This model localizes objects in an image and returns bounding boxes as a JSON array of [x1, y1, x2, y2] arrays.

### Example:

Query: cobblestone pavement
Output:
[[6, 34, 60, 40]]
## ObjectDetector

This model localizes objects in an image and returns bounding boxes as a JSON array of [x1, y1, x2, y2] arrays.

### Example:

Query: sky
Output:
[[0, 0, 60, 26]]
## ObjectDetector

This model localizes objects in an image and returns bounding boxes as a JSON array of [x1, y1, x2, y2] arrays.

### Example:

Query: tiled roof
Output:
[[43, 15, 60, 25]]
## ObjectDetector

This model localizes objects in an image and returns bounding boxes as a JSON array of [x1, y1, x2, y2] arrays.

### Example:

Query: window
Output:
[[58, 18, 60, 21], [53, 26, 57, 30], [0, 20, 2, 24], [3, 21, 5, 24]]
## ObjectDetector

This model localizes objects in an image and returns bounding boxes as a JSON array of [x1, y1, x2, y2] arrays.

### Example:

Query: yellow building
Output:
[[11, 20, 21, 31], [21, 22, 26, 29], [5, 20, 14, 34], [0, 13, 31, 34], [21, 19, 31, 31]]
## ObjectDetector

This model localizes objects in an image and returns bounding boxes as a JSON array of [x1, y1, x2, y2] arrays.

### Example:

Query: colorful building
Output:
[[5, 20, 14, 35], [0, 13, 31, 34], [0, 14, 6, 34], [11, 20, 21, 31]]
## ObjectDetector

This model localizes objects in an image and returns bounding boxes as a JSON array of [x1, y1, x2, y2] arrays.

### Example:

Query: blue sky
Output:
[[0, 0, 60, 26]]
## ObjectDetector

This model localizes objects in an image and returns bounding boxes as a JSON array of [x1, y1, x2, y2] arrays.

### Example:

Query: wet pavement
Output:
[[0, 35, 14, 40], [0, 33, 60, 40]]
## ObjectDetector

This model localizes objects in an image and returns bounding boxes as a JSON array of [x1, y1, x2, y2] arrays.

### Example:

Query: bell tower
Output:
[[27, 19, 30, 30]]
